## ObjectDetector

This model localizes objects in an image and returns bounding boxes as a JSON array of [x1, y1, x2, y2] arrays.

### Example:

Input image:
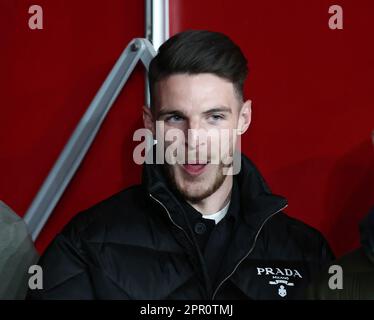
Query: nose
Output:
[[186, 119, 204, 150]]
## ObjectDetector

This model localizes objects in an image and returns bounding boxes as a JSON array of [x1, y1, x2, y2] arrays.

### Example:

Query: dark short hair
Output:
[[148, 29, 248, 111]]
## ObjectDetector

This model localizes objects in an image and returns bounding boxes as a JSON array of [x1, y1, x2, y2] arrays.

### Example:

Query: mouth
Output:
[[181, 162, 209, 176]]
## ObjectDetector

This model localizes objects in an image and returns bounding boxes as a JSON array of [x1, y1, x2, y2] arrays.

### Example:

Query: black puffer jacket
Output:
[[28, 154, 334, 300], [307, 207, 374, 299]]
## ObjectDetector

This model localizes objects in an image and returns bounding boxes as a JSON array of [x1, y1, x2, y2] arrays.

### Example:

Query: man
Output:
[[307, 207, 374, 299], [307, 134, 374, 299], [0, 201, 39, 299], [28, 30, 334, 300]]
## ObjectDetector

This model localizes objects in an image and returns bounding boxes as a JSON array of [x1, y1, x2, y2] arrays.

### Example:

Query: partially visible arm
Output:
[[26, 219, 95, 300]]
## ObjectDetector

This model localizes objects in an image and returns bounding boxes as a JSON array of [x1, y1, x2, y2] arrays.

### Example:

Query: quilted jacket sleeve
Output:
[[26, 213, 95, 300]]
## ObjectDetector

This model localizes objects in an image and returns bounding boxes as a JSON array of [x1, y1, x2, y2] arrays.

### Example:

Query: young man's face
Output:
[[144, 73, 251, 203]]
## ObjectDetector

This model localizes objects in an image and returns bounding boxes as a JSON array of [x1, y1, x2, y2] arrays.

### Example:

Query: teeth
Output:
[[181, 161, 210, 166]]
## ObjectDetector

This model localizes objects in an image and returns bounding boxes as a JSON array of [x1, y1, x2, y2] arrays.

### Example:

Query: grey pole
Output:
[[23, 38, 156, 240]]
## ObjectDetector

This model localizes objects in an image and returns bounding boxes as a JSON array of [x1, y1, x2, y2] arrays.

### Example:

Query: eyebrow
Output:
[[202, 106, 232, 115], [157, 106, 232, 119]]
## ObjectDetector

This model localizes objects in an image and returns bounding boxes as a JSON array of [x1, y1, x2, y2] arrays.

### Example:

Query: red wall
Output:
[[170, 0, 374, 256], [0, 0, 145, 252], [1, 0, 373, 256]]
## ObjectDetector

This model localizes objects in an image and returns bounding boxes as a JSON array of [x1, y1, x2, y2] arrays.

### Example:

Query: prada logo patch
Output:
[[256, 267, 304, 298]]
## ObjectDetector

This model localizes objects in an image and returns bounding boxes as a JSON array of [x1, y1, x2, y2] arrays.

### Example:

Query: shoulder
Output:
[[59, 184, 151, 243], [263, 212, 334, 261], [267, 212, 327, 241], [307, 247, 374, 299]]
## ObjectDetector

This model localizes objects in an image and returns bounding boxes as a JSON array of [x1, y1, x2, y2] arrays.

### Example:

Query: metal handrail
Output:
[[23, 38, 157, 240]]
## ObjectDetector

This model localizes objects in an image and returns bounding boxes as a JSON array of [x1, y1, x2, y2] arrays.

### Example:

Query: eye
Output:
[[165, 115, 184, 123], [208, 114, 225, 122]]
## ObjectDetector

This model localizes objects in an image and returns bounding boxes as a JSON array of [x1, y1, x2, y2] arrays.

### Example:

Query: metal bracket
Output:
[[23, 38, 157, 240]]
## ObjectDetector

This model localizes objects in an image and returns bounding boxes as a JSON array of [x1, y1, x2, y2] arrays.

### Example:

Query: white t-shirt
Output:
[[201, 201, 231, 225]]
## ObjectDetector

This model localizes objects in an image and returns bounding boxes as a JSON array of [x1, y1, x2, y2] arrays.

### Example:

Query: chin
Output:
[[179, 183, 208, 199], [164, 163, 226, 202], [178, 187, 211, 203]]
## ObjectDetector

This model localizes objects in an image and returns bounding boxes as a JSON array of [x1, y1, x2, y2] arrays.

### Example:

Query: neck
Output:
[[187, 175, 233, 215]]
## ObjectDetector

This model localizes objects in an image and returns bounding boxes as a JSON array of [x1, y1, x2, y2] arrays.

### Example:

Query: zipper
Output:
[[211, 204, 288, 300], [149, 193, 213, 297], [149, 193, 193, 245], [150, 192, 288, 300]]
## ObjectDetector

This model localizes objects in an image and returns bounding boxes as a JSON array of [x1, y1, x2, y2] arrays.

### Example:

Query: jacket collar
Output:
[[236, 153, 288, 230], [142, 148, 288, 231]]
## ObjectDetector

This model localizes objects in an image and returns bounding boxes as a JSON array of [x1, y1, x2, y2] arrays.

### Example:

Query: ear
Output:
[[237, 99, 252, 135], [143, 105, 155, 136]]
